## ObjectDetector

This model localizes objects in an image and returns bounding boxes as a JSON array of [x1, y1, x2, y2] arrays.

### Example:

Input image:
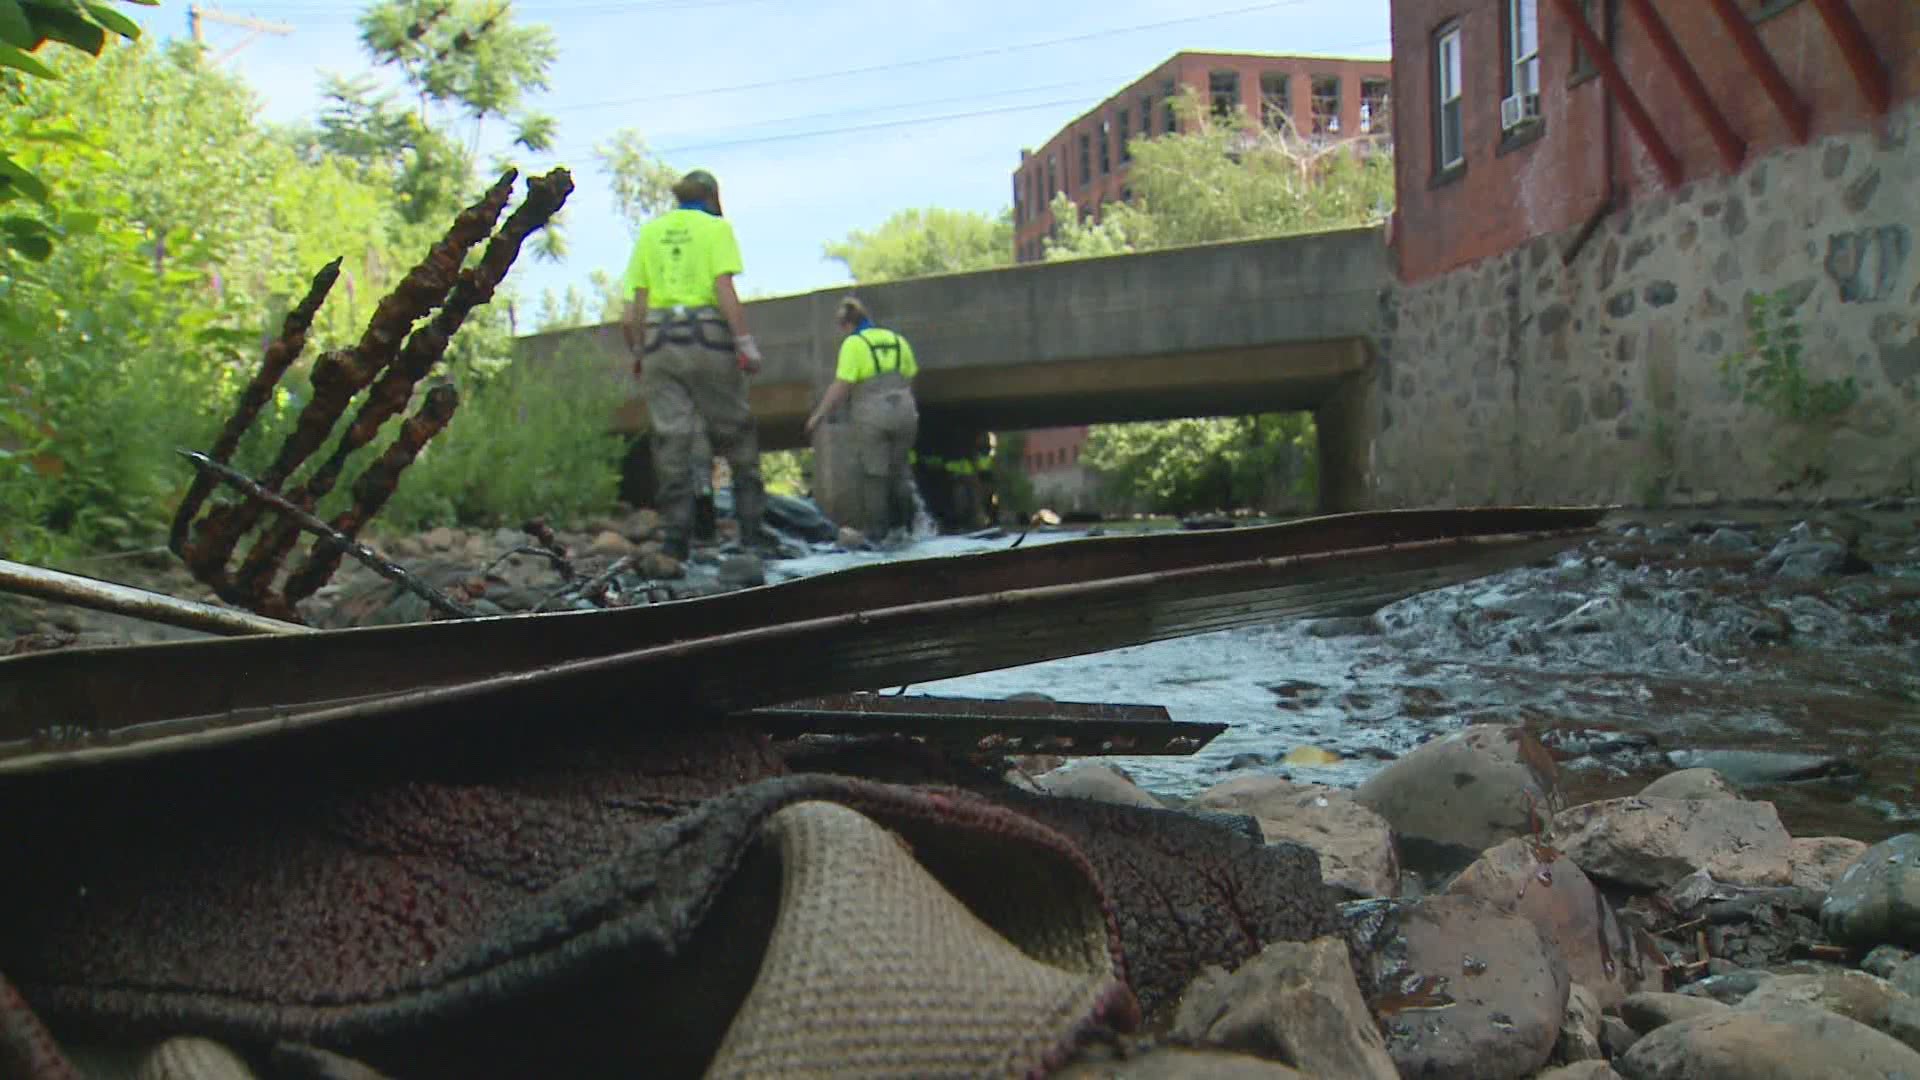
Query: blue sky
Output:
[[125, 0, 1389, 305]]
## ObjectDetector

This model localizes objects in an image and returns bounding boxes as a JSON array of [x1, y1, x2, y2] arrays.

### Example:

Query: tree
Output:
[[823, 207, 1014, 283], [532, 269, 624, 332], [0, 0, 153, 260], [1045, 94, 1393, 261], [1080, 413, 1317, 516], [595, 128, 678, 237]]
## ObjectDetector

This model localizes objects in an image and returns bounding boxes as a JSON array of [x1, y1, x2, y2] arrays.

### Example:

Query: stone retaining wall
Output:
[[1369, 99, 1920, 508]]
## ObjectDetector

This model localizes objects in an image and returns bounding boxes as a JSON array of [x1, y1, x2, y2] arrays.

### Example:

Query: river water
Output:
[[765, 509, 1920, 841]]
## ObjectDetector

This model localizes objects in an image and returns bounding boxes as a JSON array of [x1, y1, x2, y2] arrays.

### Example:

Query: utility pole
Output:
[[186, 5, 294, 63]]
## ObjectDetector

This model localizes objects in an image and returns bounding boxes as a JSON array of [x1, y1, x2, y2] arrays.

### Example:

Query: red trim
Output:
[[1625, 0, 1746, 171], [1704, 0, 1812, 142], [1809, 0, 1892, 114], [1546, 0, 1683, 187]]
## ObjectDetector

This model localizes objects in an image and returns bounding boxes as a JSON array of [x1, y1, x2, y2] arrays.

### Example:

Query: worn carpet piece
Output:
[[0, 725, 1332, 1077]]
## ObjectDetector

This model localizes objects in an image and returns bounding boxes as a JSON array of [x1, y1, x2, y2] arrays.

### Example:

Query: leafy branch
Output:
[[1718, 289, 1857, 424]]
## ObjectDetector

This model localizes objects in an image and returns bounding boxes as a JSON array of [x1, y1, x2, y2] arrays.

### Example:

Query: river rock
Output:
[[1863, 946, 1915, 980], [1353, 725, 1561, 875], [1190, 777, 1399, 898], [589, 529, 636, 557], [764, 495, 836, 542], [1035, 763, 1165, 809], [1170, 936, 1397, 1080], [1621, 992, 1731, 1034], [1600, 1016, 1639, 1059], [1615, 1002, 1920, 1079], [716, 555, 765, 589], [1678, 969, 1774, 1004], [1788, 836, 1871, 894], [1896, 958, 1920, 998], [1556, 983, 1605, 1062], [1343, 895, 1569, 1080], [1639, 768, 1740, 801], [1663, 749, 1858, 786], [1538, 1065, 1625, 1080], [1821, 833, 1920, 949], [1055, 1047, 1308, 1078], [1551, 797, 1793, 890], [1736, 970, 1916, 1048], [1446, 836, 1655, 1007]]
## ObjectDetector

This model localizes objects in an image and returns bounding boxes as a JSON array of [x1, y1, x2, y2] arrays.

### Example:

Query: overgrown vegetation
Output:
[[1718, 288, 1858, 491], [1081, 413, 1318, 516]]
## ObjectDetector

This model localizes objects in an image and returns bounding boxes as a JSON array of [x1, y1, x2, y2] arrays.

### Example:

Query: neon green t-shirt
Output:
[[834, 327, 919, 383], [622, 208, 744, 308]]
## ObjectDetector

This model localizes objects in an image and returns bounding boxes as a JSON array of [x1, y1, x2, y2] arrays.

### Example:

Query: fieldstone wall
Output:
[[1370, 99, 1920, 507]]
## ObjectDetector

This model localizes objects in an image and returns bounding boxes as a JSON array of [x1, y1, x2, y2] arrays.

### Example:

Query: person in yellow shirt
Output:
[[804, 297, 919, 537], [621, 169, 768, 560]]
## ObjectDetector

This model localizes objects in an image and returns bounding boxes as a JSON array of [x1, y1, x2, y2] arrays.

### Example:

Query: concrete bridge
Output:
[[515, 226, 1388, 525]]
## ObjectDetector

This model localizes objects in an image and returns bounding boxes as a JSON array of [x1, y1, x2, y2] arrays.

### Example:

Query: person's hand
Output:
[[735, 333, 763, 375], [803, 413, 820, 437]]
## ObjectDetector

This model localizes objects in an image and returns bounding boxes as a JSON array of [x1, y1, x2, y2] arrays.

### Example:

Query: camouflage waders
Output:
[[641, 322, 764, 554], [849, 372, 918, 536]]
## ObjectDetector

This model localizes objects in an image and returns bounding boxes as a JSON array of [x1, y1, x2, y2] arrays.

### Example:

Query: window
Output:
[[1208, 70, 1240, 120], [1571, 0, 1598, 80], [1078, 132, 1091, 187], [1117, 108, 1131, 161], [1310, 75, 1341, 136], [1360, 78, 1391, 135], [1046, 152, 1058, 197], [1139, 94, 1152, 136], [1162, 78, 1178, 132], [1098, 119, 1111, 175], [1012, 176, 1023, 225], [1506, 0, 1540, 99], [1435, 26, 1464, 173], [1260, 72, 1291, 132]]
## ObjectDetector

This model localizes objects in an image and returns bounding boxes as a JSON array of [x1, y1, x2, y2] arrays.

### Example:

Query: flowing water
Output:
[[767, 509, 1920, 841]]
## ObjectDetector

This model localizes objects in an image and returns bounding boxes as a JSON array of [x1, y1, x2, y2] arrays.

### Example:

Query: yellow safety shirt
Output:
[[622, 208, 744, 308]]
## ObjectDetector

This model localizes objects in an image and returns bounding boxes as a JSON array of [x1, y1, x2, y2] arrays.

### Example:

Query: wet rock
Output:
[[1862, 945, 1914, 981], [1755, 525, 1854, 579], [421, 526, 457, 551], [1679, 969, 1775, 1004], [1055, 1047, 1308, 1078], [1700, 528, 1757, 552], [1664, 749, 1859, 787], [1788, 836, 1871, 894], [764, 494, 836, 542], [589, 529, 636, 557], [1035, 763, 1165, 809], [1821, 833, 1920, 948], [1354, 725, 1561, 875], [1446, 836, 1656, 1007], [1345, 895, 1569, 1080], [1616, 1002, 1920, 1079], [1556, 982, 1605, 1062], [1622, 992, 1731, 1034], [1191, 776, 1400, 898], [715, 555, 765, 589], [1600, 1016, 1639, 1059], [1737, 970, 1916, 1047], [1549, 597, 1631, 634], [1552, 797, 1794, 890], [1304, 615, 1380, 638], [1538, 1065, 1625, 1080], [1893, 959, 1920, 998], [1170, 936, 1398, 1080], [637, 551, 684, 579], [1639, 768, 1741, 801], [835, 526, 871, 550]]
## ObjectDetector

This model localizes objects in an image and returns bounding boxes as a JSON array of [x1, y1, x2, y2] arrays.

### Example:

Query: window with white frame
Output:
[[1508, 0, 1540, 100], [1435, 25, 1464, 172]]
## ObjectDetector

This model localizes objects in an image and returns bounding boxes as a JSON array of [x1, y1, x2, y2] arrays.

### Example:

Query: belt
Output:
[[642, 306, 732, 354]]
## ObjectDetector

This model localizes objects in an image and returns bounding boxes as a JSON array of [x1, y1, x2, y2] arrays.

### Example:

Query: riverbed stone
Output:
[[1788, 836, 1871, 895], [1616, 1002, 1920, 1079], [1538, 1065, 1624, 1080], [1190, 776, 1399, 898], [1055, 1047, 1308, 1078], [1737, 970, 1916, 1049], [1353, 725, 1561, 875], [1638, 768, 1740, 801], [1170, 936, 1397, 1080], [1556, 983, 1605, 1062], [1344, 895, 1569, 1080], [1035, 763, 1165, 809], [1551, 797, 1793, 890], [1863, 945, 1915, 981], [1822, 834, 1920, 948], [1621, 992, 1731, 1034], [1446, 836, 1656, 1007]]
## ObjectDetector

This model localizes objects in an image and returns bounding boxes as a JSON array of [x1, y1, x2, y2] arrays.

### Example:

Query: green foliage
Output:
[[1045, 95, 1393, 261], [1719, 289, 1858, 423], [595, 128, 678, 237], [378, 357, 625, 531], [1080, 414, 1317, 516], [761, 449, 812, 497], [0, 0, 152, 260], [823, 207, 1015, 283], [533, 268, 624, 332], [991, 431, 1037, 520]]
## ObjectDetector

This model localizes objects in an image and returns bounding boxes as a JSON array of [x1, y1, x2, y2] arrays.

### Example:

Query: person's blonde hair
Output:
[[836, 296, 870, 326]]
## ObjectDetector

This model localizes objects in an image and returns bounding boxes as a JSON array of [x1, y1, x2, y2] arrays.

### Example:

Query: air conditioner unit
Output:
[[1500, 92, 1542, 131]]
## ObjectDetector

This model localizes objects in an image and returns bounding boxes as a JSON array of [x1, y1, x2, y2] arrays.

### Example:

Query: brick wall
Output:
[[1390, 0, 1920, 283]]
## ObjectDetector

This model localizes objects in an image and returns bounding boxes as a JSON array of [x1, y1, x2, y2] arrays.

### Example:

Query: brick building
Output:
[[1010, 51, 1393, 263], [1370, 0, 1918, 506]]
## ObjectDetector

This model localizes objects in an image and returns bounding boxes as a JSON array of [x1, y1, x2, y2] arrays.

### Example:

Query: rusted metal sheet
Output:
[[0, 506, 1609, 776], [747, 693, 1221, 756], [0, 559, 312, 638]]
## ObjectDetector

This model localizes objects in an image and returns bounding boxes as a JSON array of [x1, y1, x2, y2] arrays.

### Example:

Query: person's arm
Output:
[[713, 274, 760, 374], [804, 379, 852, 436], [623, 287, 649, 373]]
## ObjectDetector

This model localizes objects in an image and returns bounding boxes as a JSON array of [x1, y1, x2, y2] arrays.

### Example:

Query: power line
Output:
[[554, 0, 1316, 112]]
